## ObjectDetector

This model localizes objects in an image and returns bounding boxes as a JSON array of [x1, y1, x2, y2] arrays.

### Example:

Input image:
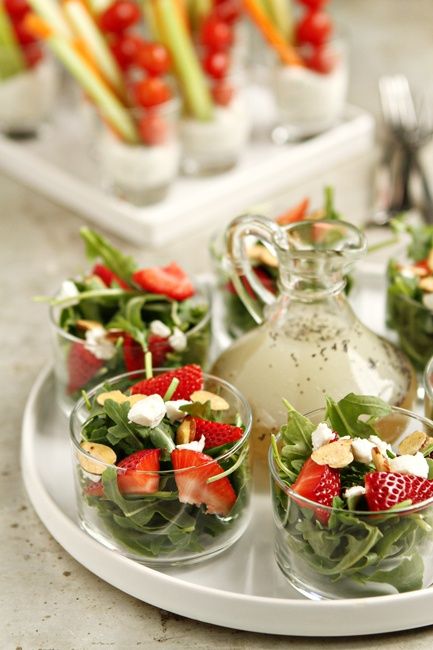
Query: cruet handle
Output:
[[225, 214, 288, 325]]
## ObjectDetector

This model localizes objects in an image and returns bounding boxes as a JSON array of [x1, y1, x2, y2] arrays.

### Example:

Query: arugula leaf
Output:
[[279, 401, 315, 483], [368, 555, 424, 593], [102, 400, 146, 453], [180, 400, 213, 420], [80, 227, 137, 283], [325, 394, 392, 438]]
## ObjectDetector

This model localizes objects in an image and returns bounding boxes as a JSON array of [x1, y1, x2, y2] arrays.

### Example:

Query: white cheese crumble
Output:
[[128, 394, 166, 428], [344, 485, 366, 499], [169, 327, 187, 352], [150, 320, 171, 338], [176, 435, 206, 452], [351, 435, 393, 464], [311, 422, 335, 450], [58, 280, 80, 306], [84, 327, 116, 360], [388, 452, 429, 479], [165, 399, 191, 423]]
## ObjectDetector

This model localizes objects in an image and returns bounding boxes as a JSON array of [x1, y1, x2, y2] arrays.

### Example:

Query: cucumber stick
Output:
[[64, 0, 127, 99], [28, 0, 73, 38], [155, 0, 213, 121], [0, 5, 25, 79], [49, 34, 139, 143]]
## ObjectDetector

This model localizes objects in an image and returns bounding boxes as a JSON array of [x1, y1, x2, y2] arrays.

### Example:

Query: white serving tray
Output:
[[0, 100, 374, 247]]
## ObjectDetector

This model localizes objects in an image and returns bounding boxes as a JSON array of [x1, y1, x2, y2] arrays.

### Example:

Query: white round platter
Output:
[[22, 367, 433, 636]]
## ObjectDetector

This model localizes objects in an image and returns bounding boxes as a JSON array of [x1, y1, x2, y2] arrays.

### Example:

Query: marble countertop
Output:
[[3, 0, 433, 646]]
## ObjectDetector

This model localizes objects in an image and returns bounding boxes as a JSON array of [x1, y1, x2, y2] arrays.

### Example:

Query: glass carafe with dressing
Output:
[[212, 216, 417, 486]]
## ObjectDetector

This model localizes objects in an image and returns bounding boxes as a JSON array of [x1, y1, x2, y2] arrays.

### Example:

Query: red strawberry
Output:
[[193, 418, 243, 449], [67, 342, 103, 394], [131, 364, 203, 400], [85, 481, 104, 497], [171, 449, 236, 515], [365, 472, 433, 511], [147, 333, 172, 367], [92, 263, 130, 289], [132, 263, 195, 301], [117, 449, 161, 494], [225, 268, 276, 298], [292, 457, 341, 524], [123, 333, 144, 372]]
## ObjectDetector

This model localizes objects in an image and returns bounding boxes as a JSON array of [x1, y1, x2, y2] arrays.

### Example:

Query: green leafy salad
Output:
[[271, 394, 433, 597], [73, 364, 250, 561]]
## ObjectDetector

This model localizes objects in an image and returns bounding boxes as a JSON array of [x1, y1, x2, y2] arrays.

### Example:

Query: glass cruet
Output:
[[211, 215, 417, 487]]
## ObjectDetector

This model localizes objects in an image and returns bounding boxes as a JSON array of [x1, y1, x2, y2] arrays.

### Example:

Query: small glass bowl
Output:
[[70, 370, 252, 566], [50, 282, 211, 416], [269, 405, 433, 599], [97, 98, 180, 205], [0, 45, 58, 137]]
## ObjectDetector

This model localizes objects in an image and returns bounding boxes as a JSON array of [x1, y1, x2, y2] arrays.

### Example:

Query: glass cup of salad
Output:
[[70, 364, 252, 565], [47, 227, 211, 416], [269, 393, 433, 599]]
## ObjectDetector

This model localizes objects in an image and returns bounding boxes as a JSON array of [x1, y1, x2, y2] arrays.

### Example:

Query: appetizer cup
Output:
[[269, 406, 433, 600], [50, 282, 211, 416], [70, 370, 252, 565], [97, 98, 180, 205]]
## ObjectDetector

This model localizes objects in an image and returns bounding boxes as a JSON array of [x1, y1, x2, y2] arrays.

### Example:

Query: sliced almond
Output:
[[371, 447, 390, 472], [96, 390, 129, 406], [421, 435, 433, 452], [427, 250, 433, 273], [419, 277, 433, 292], [411, 266, 429, 278], [125, 393, 147, 406], [246, 244, 278, 268], [79, 441, 116, 474], [398, 430, 427, 456], [311, 439, 353, 469], [176, 417, 196, 445], [76, 319, 102, 331], [190, 390, 230, 411]]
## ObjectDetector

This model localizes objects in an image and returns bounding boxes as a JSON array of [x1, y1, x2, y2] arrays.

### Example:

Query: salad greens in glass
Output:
[[270, 393, 433, 598], [70, 363, 251, 564]]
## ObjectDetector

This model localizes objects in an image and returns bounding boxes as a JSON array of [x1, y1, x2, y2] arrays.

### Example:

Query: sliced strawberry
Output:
[[123, 333, 144, 372], [365, 472, 433, 511], [85, 481, 104, 497], [225, 268, 276, 298], [171, 449, 236, 515], [131, 364, 203, 399], [193, 418, 243, 449], [91, 263, 130, 289], [132, 263, 195, 301], [67, 342, 103, 394], [147, 333, 172, 367], [117, 449, 161, 494], [292, 457, 340, 523]]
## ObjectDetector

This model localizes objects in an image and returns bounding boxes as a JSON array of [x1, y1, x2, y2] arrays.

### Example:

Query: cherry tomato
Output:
[[304, 45, 338, 74], [297, 0, 329, 9], [135, 42, 171, 76], [23, 43, 44, 68], [214, 0, 242, 23], [99, 0, 140, 34], [134, 77, 172, 108], [139, 112, 168, 145], [13, 18, 37, 45], [110, 34, 144, 70], [203, 51, 230, 79], [211, 80, 234, 106], [4, 0, 30, 20], [296, 11, 333, 46], [200, 17, 233, 51]]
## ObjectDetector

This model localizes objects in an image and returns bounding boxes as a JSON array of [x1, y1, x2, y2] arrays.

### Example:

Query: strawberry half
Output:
[[147, 333, 172, 367], [123, 333, 144, 372], [292, 457, 341, 524], [193, 418, 243, 449], [67, 342, 103, 394], [132, 262, 195, 301], [117, 449, 161, 494], [171, 449, 236, 515], [92, 263, 130, 289], [131, 364, 203, 400], [365, 472, 433, 511]]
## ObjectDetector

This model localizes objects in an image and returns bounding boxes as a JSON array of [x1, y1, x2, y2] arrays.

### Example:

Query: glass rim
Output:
[[70, 369, 252, 474], [49, 279, 211, 344], [281, 218, 367, 256], [268, 404, 433, 516], [424, 356, 433, 404]]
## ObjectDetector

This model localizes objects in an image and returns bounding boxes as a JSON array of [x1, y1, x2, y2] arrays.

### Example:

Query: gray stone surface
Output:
[[3, 1, 433, 646]]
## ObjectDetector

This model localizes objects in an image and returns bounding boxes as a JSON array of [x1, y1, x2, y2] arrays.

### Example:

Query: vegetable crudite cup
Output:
[[70, 364, 252, 565], [43, 228, 211, 415], [0, 0, 58, 137], [269, 393, 433, 599]]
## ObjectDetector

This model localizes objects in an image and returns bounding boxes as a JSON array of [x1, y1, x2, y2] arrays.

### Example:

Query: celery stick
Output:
[[155, 0, 213, 121], [142, 0, 161, 41], [28, 0, 73, 38], [88, 0, 112, 13], [0, 4, 25, 79], [267, 0, 294, 42], [64, 0, 127, 99], [48, 34, 139, 143]]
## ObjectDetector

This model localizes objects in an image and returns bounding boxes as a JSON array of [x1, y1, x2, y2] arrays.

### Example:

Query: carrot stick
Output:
[[24, 12, 53, 39], [243, 0, 303, 66], [276, 197, 310, 225]]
